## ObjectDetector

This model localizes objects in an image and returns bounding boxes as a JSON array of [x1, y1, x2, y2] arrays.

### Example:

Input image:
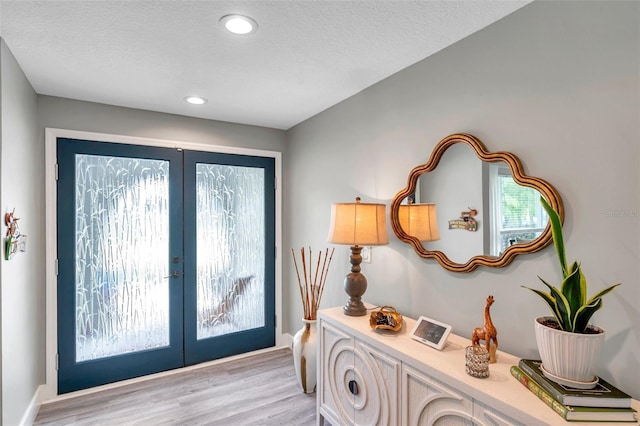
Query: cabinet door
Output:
[[353, 340, 401, 425], [319, 320, 356, 425], [318, 320, 401, 426], [403, 364, 474, 425], [473, 401, 524, 426]]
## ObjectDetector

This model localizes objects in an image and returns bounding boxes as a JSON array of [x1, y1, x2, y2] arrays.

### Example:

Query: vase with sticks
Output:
[[291, 247, 334, 393]]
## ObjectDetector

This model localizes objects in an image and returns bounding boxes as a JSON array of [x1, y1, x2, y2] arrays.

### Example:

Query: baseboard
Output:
[[282, 332, 293, 349], [20, 384, 47, 426]]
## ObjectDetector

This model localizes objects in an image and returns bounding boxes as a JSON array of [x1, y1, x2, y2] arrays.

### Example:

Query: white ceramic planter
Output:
[[293, 319, 317, 394], [534, 316, 605, 387]]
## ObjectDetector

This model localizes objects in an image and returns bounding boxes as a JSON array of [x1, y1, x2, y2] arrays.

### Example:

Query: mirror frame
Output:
[[390, 133, 564, 272]]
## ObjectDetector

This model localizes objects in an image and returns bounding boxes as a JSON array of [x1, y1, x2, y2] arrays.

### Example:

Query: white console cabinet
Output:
[[317, 306, 639, 426]]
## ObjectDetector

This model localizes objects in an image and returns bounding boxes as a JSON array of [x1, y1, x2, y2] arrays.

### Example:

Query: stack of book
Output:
[[511, 359, 637, 423]]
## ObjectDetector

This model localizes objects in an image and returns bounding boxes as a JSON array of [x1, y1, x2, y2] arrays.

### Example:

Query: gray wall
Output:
[[1, 39, 43, 426], [285, 0, 640, 398], [38, 96, 286, 152], [2, 1, 640, 423]]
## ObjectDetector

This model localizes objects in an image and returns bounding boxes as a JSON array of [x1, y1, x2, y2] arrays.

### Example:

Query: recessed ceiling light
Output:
[[184, 96, 207, 105], [220, 14, 258, 35]]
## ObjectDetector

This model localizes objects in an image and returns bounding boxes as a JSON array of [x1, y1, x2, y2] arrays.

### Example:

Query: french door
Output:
[[56, 138, 275, 394]]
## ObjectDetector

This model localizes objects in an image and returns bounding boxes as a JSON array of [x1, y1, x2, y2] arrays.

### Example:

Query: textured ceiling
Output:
[[0, 1, 530, 130]]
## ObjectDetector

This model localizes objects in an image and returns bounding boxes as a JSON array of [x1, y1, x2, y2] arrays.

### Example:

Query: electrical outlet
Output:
[[362, 246, 371, 263]]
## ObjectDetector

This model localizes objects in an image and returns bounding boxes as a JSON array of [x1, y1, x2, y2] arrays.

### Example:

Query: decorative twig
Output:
[[301, 248, 309, 319], [318, 248, 334, 309], [291, 248, 307, 319], [292, 247, 335, 320]]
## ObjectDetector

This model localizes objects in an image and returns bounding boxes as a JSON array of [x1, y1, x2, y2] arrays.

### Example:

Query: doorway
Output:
[[55, 136, 276, 394]]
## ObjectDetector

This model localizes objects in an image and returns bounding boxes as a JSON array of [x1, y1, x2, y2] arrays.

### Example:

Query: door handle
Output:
[[348, 380, 358, 395], [164, 271, 180, 279]]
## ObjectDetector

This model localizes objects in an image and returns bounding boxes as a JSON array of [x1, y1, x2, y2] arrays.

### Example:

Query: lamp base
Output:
[[343, 297, 367, 316], [343, 261, 368, 316]]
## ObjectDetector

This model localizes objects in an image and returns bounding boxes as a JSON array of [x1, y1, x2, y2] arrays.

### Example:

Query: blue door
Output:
[[57, 138, 275, 393]]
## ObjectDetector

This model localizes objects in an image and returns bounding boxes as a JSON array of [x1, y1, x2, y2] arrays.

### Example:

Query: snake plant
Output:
[[522, 197, 620, 333]]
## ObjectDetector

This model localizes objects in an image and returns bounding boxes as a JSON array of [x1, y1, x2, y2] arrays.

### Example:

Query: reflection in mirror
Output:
[[391, 133, 564, 272], [415, 142, 483, 264], [483, 162, 548, 258], [398, 202, 439, 242]]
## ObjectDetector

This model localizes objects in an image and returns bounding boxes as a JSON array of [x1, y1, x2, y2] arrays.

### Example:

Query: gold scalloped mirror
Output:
[[390, 133, 564, 272]]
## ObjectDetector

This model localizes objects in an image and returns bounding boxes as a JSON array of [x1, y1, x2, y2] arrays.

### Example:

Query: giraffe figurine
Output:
[[471, 295, 498, 363]]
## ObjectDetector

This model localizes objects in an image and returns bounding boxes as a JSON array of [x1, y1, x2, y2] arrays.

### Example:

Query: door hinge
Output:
[[274, 314, 277, 328], [56, 353, 59, 371], [55, 259, 59, 276], [274, 176, 277, 190], [55, 163, 59, 181]]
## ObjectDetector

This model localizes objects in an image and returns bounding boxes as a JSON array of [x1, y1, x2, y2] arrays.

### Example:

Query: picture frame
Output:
[[409, 316, 452, 350]]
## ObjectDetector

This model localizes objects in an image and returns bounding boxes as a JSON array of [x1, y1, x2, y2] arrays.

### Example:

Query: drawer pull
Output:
[[348, 380, 358, 395]]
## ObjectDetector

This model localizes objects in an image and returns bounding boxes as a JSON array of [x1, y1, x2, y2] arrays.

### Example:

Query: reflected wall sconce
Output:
[[398, 202, 440, 242], [327, 197, 388, 316]]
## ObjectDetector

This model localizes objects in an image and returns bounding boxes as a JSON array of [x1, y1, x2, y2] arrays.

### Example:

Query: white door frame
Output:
[[44, 127, 283, 401]]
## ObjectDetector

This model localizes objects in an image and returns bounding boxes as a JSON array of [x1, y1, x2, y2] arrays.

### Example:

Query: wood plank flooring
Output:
[[35, 348, 317, 425]]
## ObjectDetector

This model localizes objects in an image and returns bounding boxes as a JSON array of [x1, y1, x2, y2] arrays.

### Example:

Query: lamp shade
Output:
[[398, 203, 439, 242], [327, 199, 388, 246]]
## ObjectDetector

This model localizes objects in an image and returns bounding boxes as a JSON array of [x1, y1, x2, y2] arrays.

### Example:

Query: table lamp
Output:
[[398, 202, 439, 242], [327, 197, 388, 316]]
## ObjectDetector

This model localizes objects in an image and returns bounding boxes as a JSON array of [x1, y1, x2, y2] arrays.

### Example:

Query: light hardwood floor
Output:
[[35, 348, 317, 425]]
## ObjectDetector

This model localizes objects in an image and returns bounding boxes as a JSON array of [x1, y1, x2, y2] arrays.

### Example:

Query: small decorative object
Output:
[[471, 295, 498, 363], [4, 209, 26, 261], [369, 306, 403, 332], [448, 208, 478, 231], [327, 197, 389, 316], [522, 197, 620, 388], [291, 247, 335, 393], [409, 316, 452, 350], [465, 345, 490, 378]]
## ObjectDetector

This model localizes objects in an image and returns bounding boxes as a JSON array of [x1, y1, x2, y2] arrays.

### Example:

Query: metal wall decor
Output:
[[449, 208, 478, 231], [4, 209, 27, 260]]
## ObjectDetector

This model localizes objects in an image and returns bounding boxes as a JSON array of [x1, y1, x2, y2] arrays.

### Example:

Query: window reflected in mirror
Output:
[[487, 162, 548, 257]]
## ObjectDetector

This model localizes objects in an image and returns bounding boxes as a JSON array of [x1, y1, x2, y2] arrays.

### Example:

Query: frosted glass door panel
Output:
[[75, 154, 170, 361], [195, 164, 265, 340]]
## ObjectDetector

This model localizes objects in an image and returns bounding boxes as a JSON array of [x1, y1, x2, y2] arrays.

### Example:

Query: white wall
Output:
[[285, 0, 640, 399], [1, 39, 44, 426]]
